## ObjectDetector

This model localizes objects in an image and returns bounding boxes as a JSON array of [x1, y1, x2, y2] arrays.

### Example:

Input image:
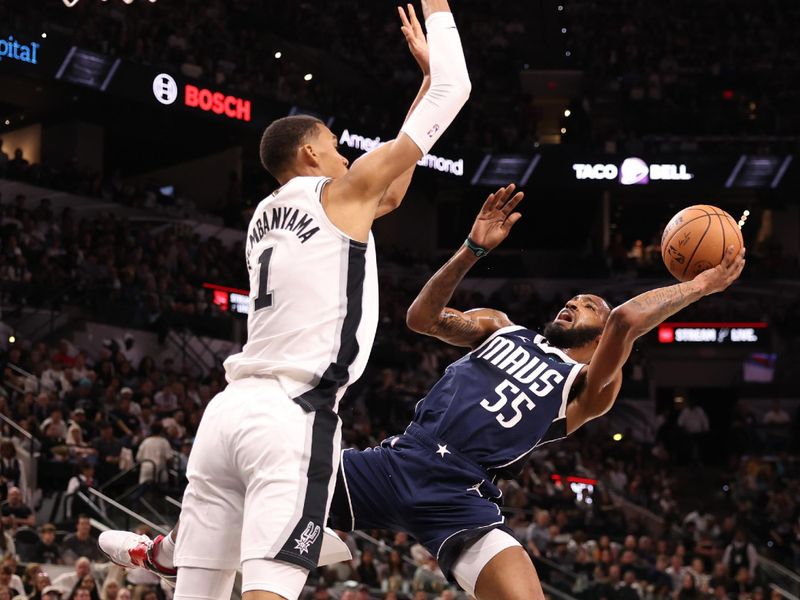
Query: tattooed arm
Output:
[[406, 185, 523, 348], [567, 246, 746, 434]]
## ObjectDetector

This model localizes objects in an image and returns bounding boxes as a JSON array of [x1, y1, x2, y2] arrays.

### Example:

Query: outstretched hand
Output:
[[398, 4, 430, 75], [695, 245, 746, 295], [468, 184, 524, 252]]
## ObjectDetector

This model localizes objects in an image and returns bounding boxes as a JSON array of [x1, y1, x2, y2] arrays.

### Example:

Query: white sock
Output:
[[154, 531, 176, 568]]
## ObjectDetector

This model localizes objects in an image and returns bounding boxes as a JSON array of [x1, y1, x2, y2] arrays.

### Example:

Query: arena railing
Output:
[[0, 410, 39, 498], [759, 556, 800, 598]]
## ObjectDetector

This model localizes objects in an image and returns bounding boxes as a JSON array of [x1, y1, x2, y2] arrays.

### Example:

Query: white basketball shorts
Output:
[[174, 377, 342, 571]]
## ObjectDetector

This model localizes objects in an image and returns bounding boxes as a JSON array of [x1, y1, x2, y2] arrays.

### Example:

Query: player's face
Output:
[[311, 124, 349, 178], [552, 294, 609, 332], [543, 294, 610, 349]]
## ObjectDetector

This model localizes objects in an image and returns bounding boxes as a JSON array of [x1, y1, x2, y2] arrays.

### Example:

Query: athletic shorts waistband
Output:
[[402, 423, 488, 479]]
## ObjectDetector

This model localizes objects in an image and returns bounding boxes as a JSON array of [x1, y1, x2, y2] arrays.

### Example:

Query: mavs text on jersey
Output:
[[329, 325, 586, 580]]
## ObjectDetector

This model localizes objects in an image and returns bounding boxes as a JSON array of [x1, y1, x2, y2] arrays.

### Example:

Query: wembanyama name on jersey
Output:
[[224, 177, 379, 413]]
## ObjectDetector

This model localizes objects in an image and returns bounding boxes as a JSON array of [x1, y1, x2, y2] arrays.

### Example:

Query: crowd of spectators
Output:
[[0, 190, 247, 337], [564, 0, 800, 149]]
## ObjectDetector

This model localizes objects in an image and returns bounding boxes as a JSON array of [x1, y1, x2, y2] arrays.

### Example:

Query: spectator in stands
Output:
[[65, 421, 96, 463], [41, 410, 68, 442], [42, 584, 63, 600], [115, 589, 130, 600], [67, 574, 100, 600], [52, 556, 90, 591], [31, 523, 61, 565], [723, 530, 758, 580], [65, 463, 96, 521], [22, 563, 43, 596], [0, 442, 26, 503], [135, 422, 172, 486], [0, 565, 23, 597], [91, 424, 121, 483], [763, 399, 791, 426], [60, 517, 102, 565], [0, 487, 33, 531], [99, 578, 119, 600], [7, 150, 28, 180], [356, 549, 380, 589], [677, 400, 710, 464]]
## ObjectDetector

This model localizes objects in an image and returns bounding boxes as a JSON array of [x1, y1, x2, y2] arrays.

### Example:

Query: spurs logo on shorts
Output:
[[293, 521, 321, 555]]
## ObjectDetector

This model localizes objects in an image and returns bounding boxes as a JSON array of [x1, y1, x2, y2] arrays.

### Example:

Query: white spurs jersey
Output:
[[223, 176, 379, 412]]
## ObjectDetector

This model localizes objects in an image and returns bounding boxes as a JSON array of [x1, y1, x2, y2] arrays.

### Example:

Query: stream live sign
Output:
[[657, 322, 768, 344]]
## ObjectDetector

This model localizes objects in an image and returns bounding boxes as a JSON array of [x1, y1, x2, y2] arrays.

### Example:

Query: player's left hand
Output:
[[398, 4, 430, 75], [468, 184, 524, 252]]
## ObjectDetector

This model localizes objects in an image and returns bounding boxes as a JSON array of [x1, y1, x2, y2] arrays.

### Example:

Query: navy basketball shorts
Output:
[[329, 423, 511, 580]]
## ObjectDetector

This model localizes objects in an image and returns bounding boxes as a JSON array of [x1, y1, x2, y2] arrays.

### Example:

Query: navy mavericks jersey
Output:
[[411, 325, 586, 478]]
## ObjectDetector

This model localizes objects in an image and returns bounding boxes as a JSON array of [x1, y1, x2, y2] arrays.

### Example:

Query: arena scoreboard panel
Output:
[[203, 283, 249, 316]]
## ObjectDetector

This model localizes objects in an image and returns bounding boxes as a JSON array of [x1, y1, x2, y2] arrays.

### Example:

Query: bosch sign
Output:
[[657, 322, 767, 344], [573, 157, 694, 184], [185, 85, 251, 122]]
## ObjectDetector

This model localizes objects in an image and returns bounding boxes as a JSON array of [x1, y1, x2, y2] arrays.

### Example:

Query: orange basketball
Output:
[[661, 205, 744, 282]]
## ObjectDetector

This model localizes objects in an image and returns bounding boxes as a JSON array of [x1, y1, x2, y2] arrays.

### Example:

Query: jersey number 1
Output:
[[254, 247, 274, 310]]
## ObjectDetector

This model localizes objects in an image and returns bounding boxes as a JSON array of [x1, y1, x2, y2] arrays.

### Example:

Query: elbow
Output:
[[406, 307, 432, 335], [607, 305, 639, 336]]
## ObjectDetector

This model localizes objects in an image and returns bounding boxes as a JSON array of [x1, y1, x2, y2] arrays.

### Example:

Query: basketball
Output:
[[661, 205, 744, 282]]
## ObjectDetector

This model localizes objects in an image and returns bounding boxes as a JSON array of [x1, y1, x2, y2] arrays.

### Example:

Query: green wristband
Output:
[[464, 237, 489, 258]]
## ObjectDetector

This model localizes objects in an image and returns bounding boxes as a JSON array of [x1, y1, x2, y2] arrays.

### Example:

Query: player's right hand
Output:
[[467, 184, 524, 252], [694, 245, 746, 295], [398, 4, 430, 75]]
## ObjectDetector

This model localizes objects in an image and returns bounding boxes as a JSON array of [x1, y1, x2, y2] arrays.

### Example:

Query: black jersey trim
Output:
[[275, 406, 339, 568], [294, 240, 366, 412]]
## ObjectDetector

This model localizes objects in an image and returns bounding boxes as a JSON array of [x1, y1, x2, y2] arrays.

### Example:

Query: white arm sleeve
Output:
[[400, 11, 471, 155]]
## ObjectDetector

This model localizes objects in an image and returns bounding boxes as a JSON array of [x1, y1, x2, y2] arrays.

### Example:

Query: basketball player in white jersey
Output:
[[99, 2, 470, 599]]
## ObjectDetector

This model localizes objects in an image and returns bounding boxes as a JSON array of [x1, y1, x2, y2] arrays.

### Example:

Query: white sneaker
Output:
[[98, 531, 177, 584]]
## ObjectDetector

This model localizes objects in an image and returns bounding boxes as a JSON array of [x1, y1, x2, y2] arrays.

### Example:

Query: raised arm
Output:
[[325, 0, 470, 240], [566, 246, 746, 434], [376, 5, 431, 219], [406, 185, 524, 348]]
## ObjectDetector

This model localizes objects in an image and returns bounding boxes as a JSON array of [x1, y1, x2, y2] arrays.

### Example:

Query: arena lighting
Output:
[[274, 51, 282, 59], [564, 109, 571, 117], [3, 120, 8, 126], [304, 73, 313, 81], [561, 28, 567, 33], [41, 33, 47, 39], [565, 51, 572, 57], [560, 127, 567, 134], [657, 322, 768, 344], [8, 336, 15, 344], [612, 433, 623, 442], [184, 84, 252, 122]]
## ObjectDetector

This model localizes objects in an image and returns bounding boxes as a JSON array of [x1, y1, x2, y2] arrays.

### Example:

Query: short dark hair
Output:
[[259, 115, 323, 179]]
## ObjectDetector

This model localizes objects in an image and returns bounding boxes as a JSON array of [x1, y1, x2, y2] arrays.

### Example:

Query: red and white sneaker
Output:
[[98, 531, 177, 585]]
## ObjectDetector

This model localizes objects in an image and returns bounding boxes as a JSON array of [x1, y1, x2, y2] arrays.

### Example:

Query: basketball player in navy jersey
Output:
[[99, 3, 472, 599], [328, 185, 746, 600]]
